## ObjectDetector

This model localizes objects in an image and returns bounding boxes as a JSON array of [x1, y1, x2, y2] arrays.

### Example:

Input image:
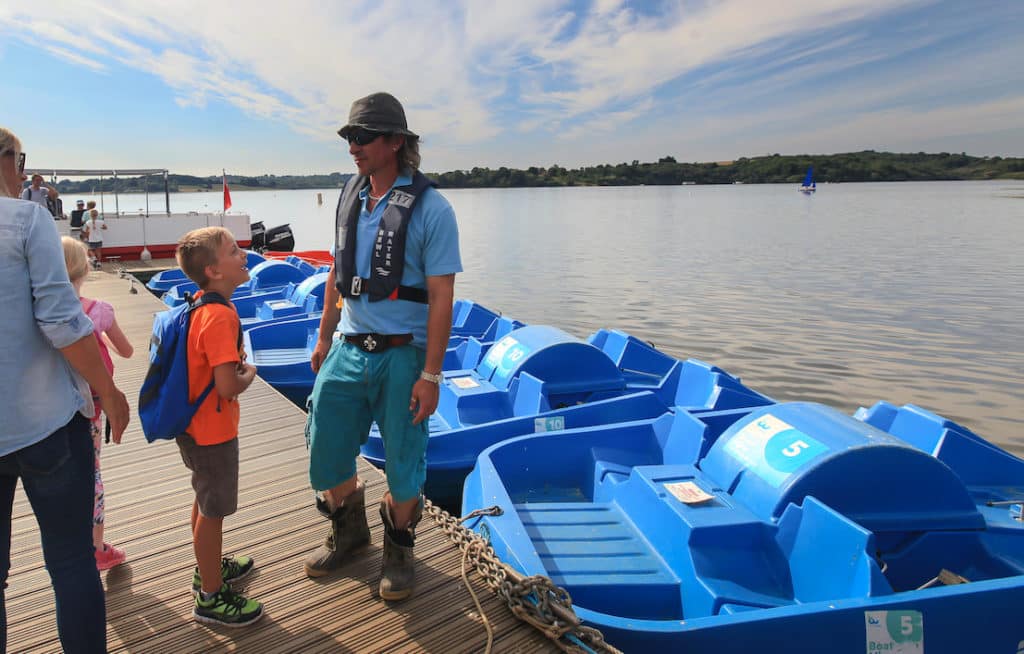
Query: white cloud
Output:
[[2, 0, 1021, 171], [788, 96, 1024, 154], [519, 0, 919, 117], [38, 44, 107, 72], [559, 97, 656, 141]]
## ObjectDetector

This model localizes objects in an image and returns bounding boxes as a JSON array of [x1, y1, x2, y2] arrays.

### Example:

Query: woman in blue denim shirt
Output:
[[0, 128, 130, 654]]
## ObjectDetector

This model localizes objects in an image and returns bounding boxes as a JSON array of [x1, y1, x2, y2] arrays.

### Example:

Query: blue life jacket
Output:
[[334, 171, 434, 303], [138, 291, 240, 442]]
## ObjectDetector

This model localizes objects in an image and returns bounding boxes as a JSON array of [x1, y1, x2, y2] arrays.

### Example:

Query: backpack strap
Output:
[[188, 291, 243, 352], [179, 292, 244, 424]]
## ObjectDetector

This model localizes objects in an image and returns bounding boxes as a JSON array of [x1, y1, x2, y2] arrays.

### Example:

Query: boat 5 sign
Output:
[[865, 610, 924, 652], [724, 414, 829, 487]]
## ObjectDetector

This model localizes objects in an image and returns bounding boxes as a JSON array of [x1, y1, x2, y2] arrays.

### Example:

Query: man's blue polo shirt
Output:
[[337, 172, 462, 348]]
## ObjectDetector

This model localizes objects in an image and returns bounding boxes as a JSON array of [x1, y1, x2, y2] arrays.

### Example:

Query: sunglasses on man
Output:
[[2, 150, 26, 174], [344, 128, 387, 146]]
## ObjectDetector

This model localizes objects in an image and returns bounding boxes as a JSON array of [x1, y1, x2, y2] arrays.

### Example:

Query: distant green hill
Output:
[[51, 151, 1024, 194], [54, 172, 353, 194], [429, 151, 1024, 188]]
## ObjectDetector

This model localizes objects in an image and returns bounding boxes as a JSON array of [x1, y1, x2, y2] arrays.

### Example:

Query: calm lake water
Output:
[[116, 181, 1024, 454]]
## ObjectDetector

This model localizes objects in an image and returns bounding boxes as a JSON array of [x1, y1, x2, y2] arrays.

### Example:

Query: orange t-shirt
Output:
[[185, 296, 243, 445]]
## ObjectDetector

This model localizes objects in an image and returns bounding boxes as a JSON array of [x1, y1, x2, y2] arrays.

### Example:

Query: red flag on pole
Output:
[[223, 169, 232, 212]]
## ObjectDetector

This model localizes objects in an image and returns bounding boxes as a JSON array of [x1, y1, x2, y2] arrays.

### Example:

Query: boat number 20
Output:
[[781, 440, 810, 457]]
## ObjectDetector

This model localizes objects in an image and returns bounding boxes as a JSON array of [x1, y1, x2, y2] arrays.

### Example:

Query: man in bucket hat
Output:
[[304, 92, 462, 601]]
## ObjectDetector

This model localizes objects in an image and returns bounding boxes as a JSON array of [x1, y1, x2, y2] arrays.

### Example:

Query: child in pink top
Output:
[[62, 237, 134, 570]]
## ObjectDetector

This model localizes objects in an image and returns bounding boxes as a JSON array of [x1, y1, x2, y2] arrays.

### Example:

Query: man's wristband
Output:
[[420, 370, 442, 384]]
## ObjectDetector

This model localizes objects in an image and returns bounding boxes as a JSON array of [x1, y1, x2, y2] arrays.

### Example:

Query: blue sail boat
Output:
[[799, 166, 816, 194]]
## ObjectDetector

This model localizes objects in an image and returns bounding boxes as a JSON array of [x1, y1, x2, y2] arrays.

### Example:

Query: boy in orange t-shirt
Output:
[[174, 226, 262, 627]]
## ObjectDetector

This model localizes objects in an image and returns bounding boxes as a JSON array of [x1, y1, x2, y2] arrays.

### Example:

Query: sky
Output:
[[1, 0, 1022, 176]]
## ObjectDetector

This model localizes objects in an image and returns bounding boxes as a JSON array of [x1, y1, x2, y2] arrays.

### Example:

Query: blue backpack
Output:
[[138, 291, 239, 442]]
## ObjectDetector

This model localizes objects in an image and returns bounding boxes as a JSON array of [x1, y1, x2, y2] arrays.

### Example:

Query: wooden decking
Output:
[[108, 257, 178, 284], [7, 269, 555, 653]]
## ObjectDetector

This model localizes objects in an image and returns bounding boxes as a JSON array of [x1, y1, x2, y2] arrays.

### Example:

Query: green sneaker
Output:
[[192, 555, 255, 593], [193, 584, 263, 627]]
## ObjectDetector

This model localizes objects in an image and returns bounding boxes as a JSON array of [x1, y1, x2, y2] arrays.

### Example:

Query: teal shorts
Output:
[[306, 341, 427, 503]]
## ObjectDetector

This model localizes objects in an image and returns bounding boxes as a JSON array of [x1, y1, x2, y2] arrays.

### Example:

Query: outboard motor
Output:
[[250, 221, 267, 251], [264, 223, 295, 252]]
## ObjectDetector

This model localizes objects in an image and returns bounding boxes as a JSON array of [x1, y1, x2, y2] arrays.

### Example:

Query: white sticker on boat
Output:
[[665, 481, 714, 505], [451, 377, 479, 389], [534, 416, 565, 433], [724, 414, 829, 487], [864, 610, 924, 653], [484, 336, 518, 368]]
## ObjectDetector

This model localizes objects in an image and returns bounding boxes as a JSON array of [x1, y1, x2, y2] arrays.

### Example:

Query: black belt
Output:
[[345, 333, 413, 353]]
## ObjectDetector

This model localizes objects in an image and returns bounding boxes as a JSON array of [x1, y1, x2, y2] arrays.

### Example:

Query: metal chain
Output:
[[425, 500, 624, 654]]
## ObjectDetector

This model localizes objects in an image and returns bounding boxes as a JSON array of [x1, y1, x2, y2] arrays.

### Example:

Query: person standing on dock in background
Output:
[[70, 199, 86, 239], [20, 173, 48, 206], [304, 92, 461, 601], [82, 201, 106, 268], [0, 126, 130, 653], [46, 186, 64, 220]]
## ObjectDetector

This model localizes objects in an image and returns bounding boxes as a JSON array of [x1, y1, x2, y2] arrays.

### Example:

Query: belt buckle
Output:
[[362, 334, 378, 352], [350, 276, 363, 296]]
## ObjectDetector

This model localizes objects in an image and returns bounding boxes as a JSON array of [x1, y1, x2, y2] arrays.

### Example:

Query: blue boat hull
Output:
[[243, 315, 323, 408], [463, 401, 1024, 651], [572, 582, 1024, 652], [364, 325, 773, 508]]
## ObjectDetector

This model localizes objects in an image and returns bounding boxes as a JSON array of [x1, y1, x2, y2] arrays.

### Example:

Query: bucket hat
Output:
[[337, 92, 418, 140]]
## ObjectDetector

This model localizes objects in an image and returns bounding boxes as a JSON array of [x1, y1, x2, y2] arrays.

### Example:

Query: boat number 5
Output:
[[781, 440, 809, 457], [901, 615, 915, 636]]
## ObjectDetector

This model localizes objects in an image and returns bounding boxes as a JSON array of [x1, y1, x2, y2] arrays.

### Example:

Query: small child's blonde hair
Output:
[[177, 226, 232, 288], [62, 236, 90, 284]]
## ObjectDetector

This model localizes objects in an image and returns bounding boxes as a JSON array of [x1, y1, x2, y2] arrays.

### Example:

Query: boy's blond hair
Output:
[[176, 226, 232, 288], [61, 236, 90, 284]]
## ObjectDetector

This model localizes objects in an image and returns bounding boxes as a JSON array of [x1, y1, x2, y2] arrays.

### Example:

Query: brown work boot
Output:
[[378, 496, 422, 601], [304, 483, 370, 578]]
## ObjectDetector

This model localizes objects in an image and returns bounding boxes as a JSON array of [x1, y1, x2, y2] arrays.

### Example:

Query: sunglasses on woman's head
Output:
[[345, 128, 387, 146], [2, 150, 25, 174]]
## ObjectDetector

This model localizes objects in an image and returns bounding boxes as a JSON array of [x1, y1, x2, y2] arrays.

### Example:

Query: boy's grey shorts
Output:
[[176, 434, 239, 518]]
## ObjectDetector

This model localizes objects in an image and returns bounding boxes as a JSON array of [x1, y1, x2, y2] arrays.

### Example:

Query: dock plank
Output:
[[6, 268, 555, 653]]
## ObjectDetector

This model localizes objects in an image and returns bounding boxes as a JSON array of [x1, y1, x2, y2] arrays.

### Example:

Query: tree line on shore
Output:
[[49, 151, 1024, 193]]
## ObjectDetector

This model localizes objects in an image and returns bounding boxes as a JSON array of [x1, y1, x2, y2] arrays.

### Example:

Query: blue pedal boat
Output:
[[462, 400, 1024, 652], [363, 325, 773, 507], [160, 258, 326, 307], [146, 250, 265, 293], [243, 315, 327, 406], [242, 299, 516, 407], [446, 312, 526, 370], [236, 272, 327, 330]]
